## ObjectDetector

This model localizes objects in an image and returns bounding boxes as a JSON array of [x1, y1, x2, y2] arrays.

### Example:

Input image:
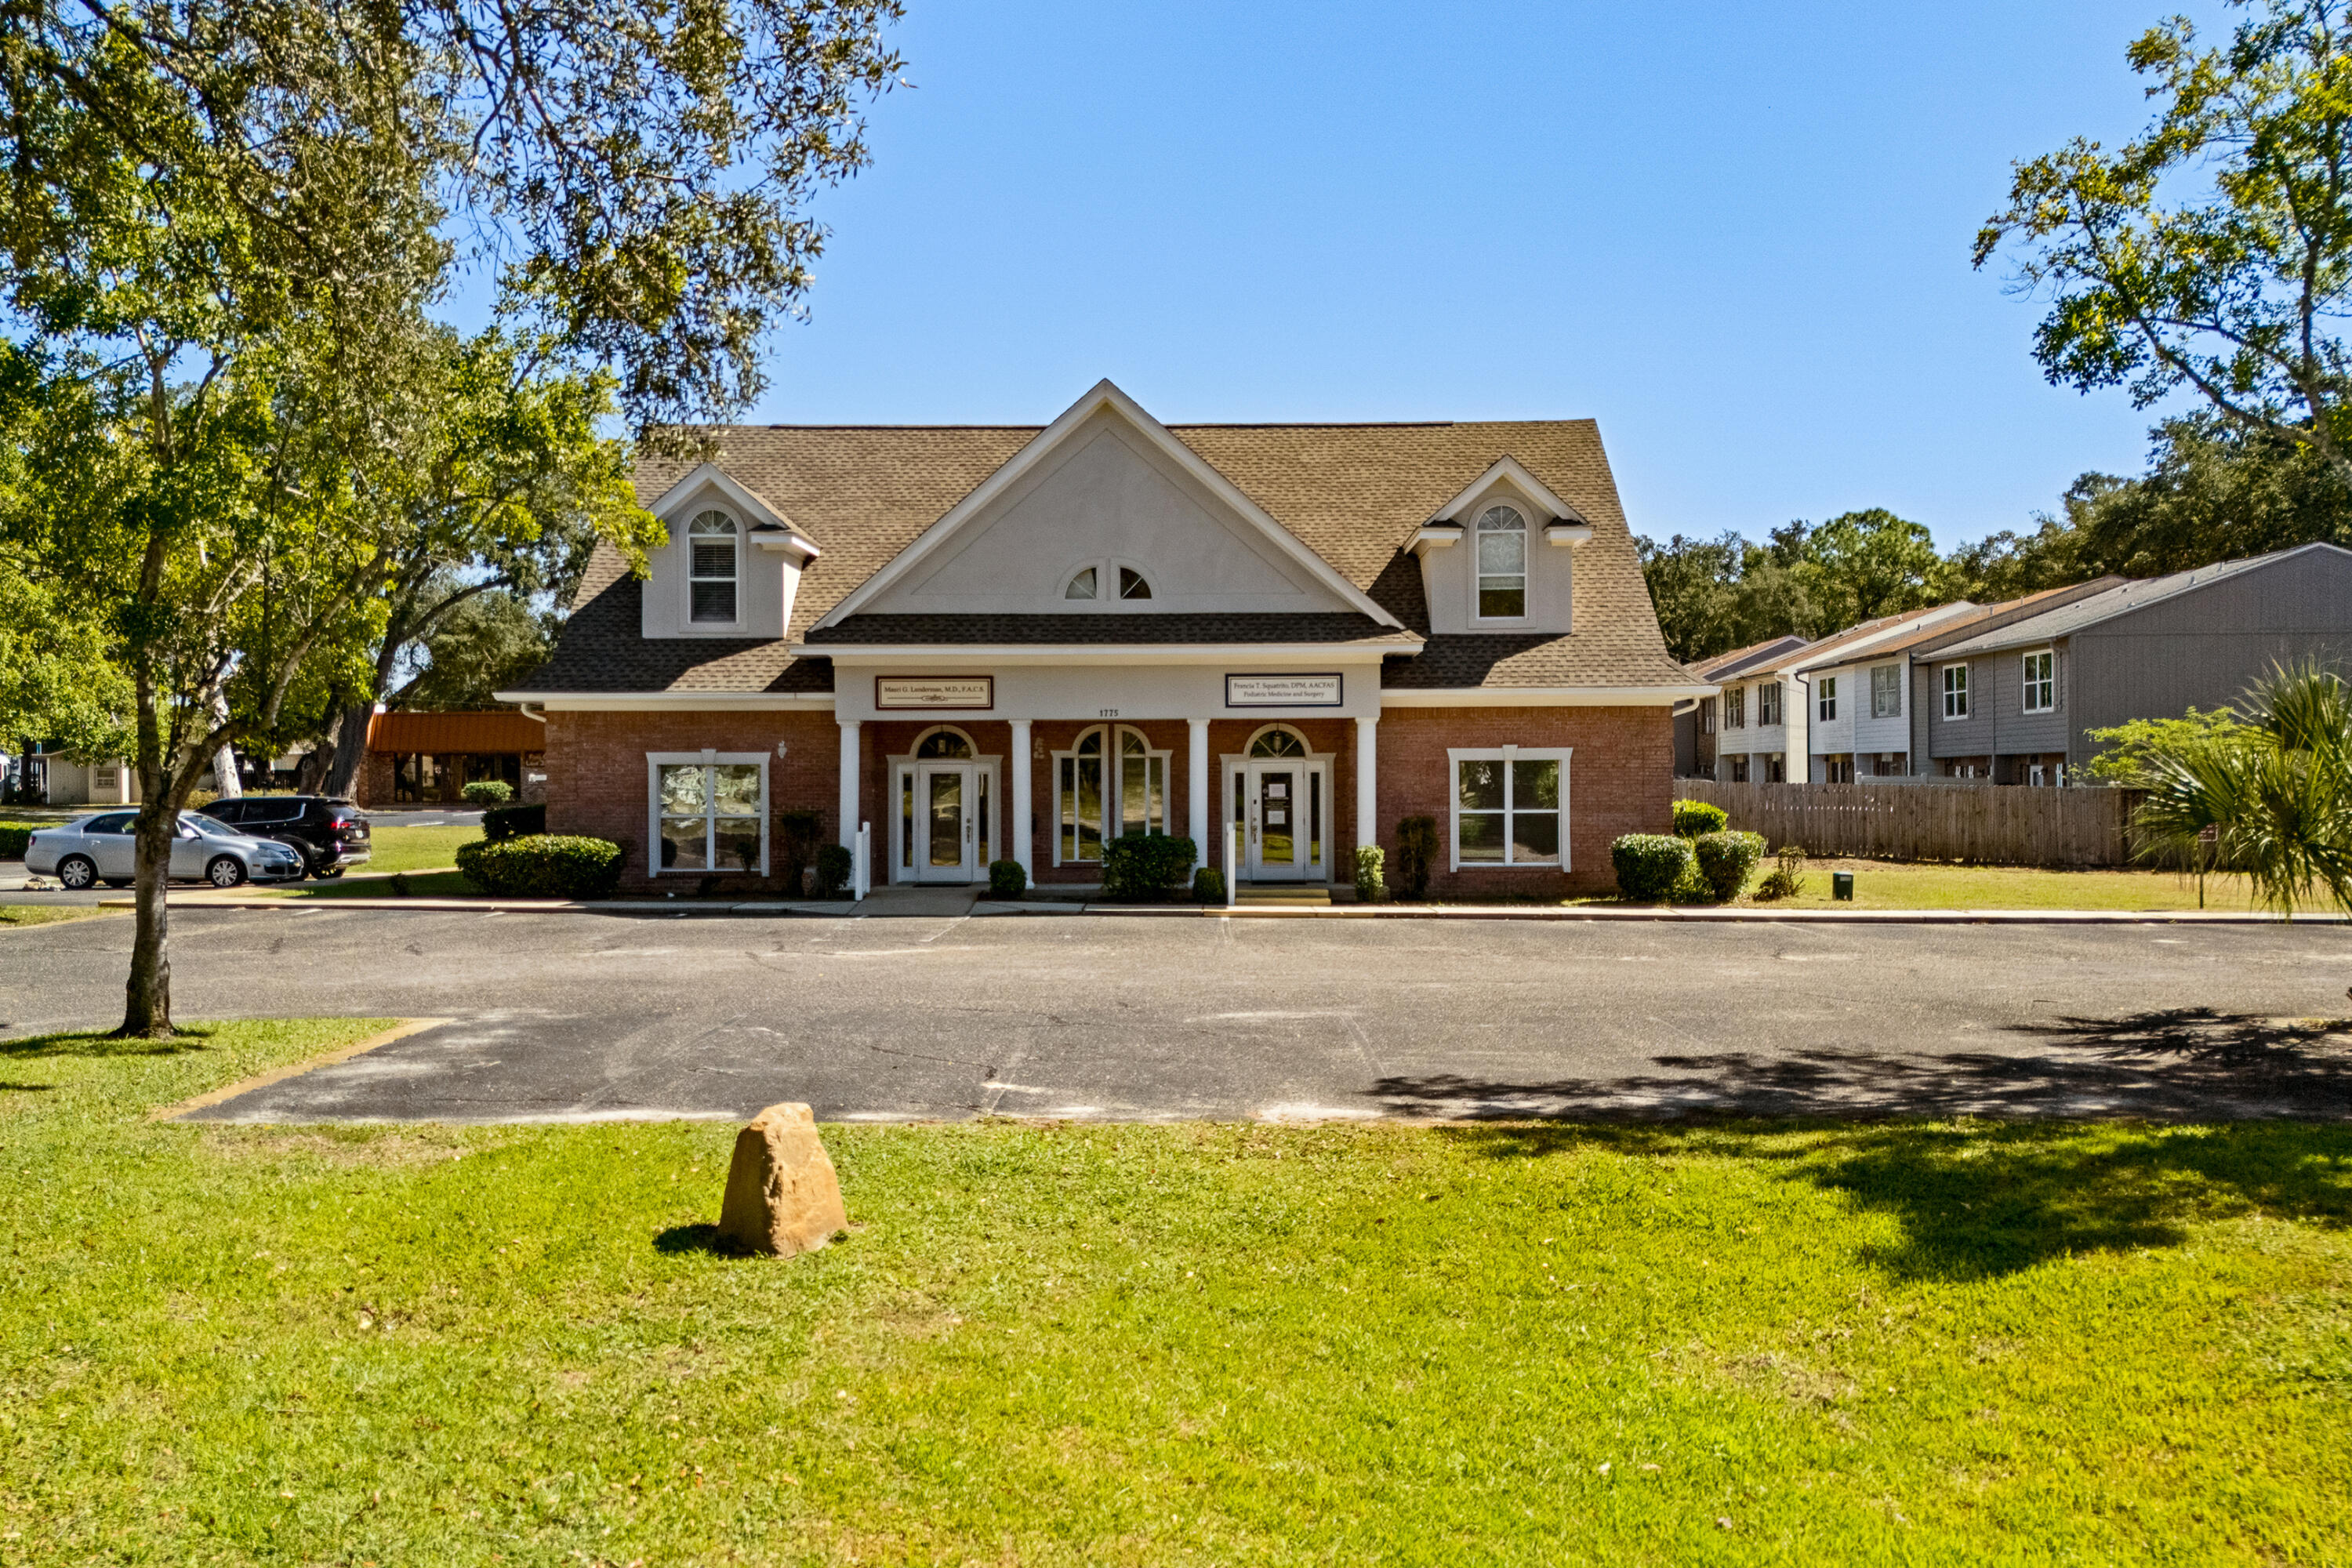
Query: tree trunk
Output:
[[211, 691, 242, 800], [119, 798, 176, 1038], [323, 697, 376, 799]]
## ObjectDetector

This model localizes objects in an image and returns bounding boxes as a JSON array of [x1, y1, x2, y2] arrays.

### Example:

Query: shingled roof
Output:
[[526, 419, 1691, 694]]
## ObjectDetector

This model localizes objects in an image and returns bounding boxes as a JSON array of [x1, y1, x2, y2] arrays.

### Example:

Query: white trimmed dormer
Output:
[[640, 463, 821, 640], [1409, 456, 1590, 636]]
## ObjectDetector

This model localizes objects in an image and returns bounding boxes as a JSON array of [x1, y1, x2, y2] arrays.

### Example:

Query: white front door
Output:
[[907, 762, 998, 884], [1243, 760, 1326, 882]]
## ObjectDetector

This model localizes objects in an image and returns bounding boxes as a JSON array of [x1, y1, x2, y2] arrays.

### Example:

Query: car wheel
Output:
[[56, 855, 96, 890], [206, 855, 248, 889], [320, 866, 346, 880]]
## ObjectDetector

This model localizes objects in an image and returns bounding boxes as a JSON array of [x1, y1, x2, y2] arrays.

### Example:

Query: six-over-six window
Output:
[[1450, 748, 1569, 869]]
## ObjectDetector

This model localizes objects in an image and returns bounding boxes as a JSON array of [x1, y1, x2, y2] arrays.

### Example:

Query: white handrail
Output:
[[1223, 807, 1237, 909], [853, 822, 870, 901]]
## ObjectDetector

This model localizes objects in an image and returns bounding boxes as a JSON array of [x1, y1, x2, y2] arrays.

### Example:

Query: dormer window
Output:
[[689, 510, 739, 623], [1119, 567, 1152, 600], [1475, 506, 1527, 619]]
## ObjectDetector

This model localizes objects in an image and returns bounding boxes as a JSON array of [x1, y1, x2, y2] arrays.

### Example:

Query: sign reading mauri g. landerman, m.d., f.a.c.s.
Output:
[[875, 676, 994, 710], [1224, 673, 1343, 708]]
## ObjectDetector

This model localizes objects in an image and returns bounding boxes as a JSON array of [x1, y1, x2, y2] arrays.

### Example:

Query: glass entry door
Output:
[[1243, 761, 1325, 881], [914, 763, 985, 883]]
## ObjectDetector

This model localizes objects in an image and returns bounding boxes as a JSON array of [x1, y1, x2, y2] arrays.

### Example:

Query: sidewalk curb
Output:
[[91, 893, 2349, 924]]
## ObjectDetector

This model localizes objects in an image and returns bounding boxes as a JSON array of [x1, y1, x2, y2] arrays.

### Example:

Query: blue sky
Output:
[[648, 1, 2238, 550]]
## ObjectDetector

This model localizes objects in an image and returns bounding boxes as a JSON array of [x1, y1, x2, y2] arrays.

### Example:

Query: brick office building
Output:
[[503, 381, 1706, 896]]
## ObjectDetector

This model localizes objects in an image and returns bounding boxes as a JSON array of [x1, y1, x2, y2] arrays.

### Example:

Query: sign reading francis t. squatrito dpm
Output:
[[1224, 673, 1343, 707], [874, 676, 994, 710]]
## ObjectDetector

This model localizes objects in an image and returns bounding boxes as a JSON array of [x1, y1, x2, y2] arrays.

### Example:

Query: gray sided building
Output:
[[1906, 543, 2352, 783]]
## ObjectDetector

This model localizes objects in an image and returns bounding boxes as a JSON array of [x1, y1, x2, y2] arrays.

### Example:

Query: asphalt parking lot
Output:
[[5, 904, 2350, 1123]]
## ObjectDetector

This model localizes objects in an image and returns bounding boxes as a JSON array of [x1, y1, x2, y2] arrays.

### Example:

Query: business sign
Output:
[[875, 676, 995, 711], [1224, 673, 1343, 708]]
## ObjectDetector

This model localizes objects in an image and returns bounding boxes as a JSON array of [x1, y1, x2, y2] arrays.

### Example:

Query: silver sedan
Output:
[[25, 811, 307, 890]]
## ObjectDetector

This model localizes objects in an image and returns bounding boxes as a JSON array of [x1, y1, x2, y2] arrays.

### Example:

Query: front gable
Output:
[[821, 380, 1398, 627]]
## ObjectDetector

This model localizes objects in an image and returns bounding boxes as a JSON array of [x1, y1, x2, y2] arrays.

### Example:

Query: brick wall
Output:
[[1373, 706, 1671, 898], [543, 710, 840, 893]]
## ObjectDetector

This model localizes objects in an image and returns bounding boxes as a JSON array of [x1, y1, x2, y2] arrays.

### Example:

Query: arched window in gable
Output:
[[1475, 505, 1527, 619]]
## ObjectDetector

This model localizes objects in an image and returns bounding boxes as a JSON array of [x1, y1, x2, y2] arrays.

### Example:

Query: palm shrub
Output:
[[1692, 830, 1767, 902], [2132, 661, 2352, 918], [1671, 799, 1728, 838], [1393, 815, 1439, 899], [1611, 833, 1693, 902]]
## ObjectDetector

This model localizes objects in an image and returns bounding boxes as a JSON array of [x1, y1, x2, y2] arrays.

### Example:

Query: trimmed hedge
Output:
[[1611, 833, 1694, 903], [1693, 829, 1767, 902], [0, 824, 34, 859], [1671, 799, 1728, 838], [481, 802, 547, 843], [1102, 833, 1197, 901], [462, 779, 515, 806], [988, 858, 1027, 899], [814, 844, 853, 898], [1353, 844, 1387, 903], [1192, 866, 1225, 906], [454, 834, 622, 899], [1393, 815, 1439, 900]]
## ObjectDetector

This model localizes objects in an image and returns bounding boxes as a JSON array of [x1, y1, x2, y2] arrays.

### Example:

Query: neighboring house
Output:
[[499, 379, 1708, 895], [1675, 636, 1807, 779], [361, 710, 548, 806], [1708, 604, 1980, 783], [1905, 543, 2352, 784]]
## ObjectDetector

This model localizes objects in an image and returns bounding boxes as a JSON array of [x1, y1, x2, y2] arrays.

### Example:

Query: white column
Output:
[[1009, 719, 1034, 882], [1187, 717, 1210, 870], [837, 719, 862, 850], [1355, 714, 1379, 862]]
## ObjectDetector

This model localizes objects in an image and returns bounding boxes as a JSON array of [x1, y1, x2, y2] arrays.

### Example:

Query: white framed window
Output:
[[1943, 664, 1969, 719], [1700, 697, 1715, 734], [1817, 676, 1838, 723], [2023, 649, 2056, 713], [1447, 746, 1570, 870], [648, 752, 767, 874], [1870, 664, 1902, 718], [1759, 681, 1783, 726], [1052, 724, 1168, 866], [1473, 505, 1528, 619], [1064, 565, 1098, 600], [1062, 560, 1154, 604], [1724, 686, 1745, 729], [687, 510, 739, 625]]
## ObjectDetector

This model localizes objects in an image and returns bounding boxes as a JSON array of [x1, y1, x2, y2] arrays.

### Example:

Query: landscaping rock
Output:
[[716, 1102, 847, 1258]]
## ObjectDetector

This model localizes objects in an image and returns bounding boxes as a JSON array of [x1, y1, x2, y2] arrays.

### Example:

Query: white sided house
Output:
[[503, 380, 1706, 896]]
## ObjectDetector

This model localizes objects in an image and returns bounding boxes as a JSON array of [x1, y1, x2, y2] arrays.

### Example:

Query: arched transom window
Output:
[[914, 726, 975, 759], [688, 510, 739, 624], [1063, 562, 1152, 602], [1248, 726, 1308, 757], [1475, 504, 1526, 619], [1054, 724, 1169, 863]]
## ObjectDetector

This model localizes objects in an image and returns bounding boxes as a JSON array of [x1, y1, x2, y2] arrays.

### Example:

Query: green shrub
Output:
[[1393, 815, 1438, 900], [1693, 829, 1767, 902], [1611, 833, 1694, 903], [481, 802, 547, 842], [1192, 866, 1225, 906], [778, 809, 825, 895], [814, 844, 853, 898], [453, 835, 622, 899], [0, 825, 34, 859], [1102, 833, 1197, 901], [988, 858, 1027, 899], [1752, 843, 1808, 902], [387, 873, 412, 897], [1353, 844, 1387, 903], [461, 779, 515, 807], [1671, 799, 1728, 838]]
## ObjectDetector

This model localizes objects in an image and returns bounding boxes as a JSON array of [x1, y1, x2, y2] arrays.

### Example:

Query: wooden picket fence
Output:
[[1677, 779, 2145, 868]]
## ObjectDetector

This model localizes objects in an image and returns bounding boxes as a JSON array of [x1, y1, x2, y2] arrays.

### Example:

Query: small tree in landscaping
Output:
[[1353, 845, 1387, 903], [1393, 815, 1439, 900], [1672, 800, 1728, 837], [1693, 831, 1767, 902]]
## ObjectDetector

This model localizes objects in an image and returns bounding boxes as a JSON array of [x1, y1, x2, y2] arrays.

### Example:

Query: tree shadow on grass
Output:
[[0, 1026, 216, 1059], [1398, 1008, 2352, 1282]]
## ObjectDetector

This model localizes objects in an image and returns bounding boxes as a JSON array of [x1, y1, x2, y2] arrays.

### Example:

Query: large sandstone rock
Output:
[[716, 1102, 848, 1258]]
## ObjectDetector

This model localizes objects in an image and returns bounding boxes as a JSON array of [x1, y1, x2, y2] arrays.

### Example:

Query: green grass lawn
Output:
[[1730, 857, 2267, 913], [352, 822, 479, 876], [5, 1020, 2349, 1563], [0, 902, 115, 927]]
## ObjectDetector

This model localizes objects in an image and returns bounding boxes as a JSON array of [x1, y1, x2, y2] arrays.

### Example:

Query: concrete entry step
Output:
[[1236, 884, 1334, 907]]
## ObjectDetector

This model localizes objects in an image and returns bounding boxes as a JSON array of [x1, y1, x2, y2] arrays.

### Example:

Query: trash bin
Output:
[[1832, 871, 1854, 902]]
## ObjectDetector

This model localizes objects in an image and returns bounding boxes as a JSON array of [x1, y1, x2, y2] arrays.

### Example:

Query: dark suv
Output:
[[197, 795, 372, 878]]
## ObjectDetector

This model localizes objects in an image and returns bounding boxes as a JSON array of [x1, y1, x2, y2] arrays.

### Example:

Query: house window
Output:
[[1119, 567, 1152, 600], [1943, 664, 1969, 718], [650, 754, 766, 874], [1817, 677, 1838, 723], [1724, 687, 1746, 728], [1065, 566, 1098, 600], [1759, 682, 1783, 726], [1475, 506, 1527, 619], [1248, 726, 1308, 757], [1054, 724, 1168, 864], [688, 510, 739, 624], [1700, 698, 1715, 735], [1450, 748, 1569, 869], [1728, 755, 1750, 782], [2023, 649, 2056, 713], [915, 727, 974, 759], [1871, 664, 1901, 719]]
